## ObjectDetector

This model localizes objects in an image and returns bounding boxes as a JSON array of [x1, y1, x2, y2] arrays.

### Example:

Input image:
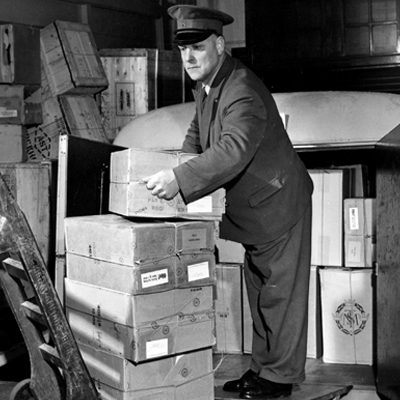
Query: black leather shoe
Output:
[[239, 377, 293, 399], [223, 369, 259, 392]]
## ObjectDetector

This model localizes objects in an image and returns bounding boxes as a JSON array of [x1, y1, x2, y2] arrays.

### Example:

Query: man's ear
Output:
[[216, 36, 225, 55]]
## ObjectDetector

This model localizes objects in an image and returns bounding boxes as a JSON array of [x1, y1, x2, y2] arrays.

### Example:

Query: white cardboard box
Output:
[[64, 214, 176, 265], [66, 252, 176, 294], [320, 267, 373, 365], [215, 238, 245, 264], [110, 181, 225, 220], [109, 149, 225, 220], [79, 342, 212, 392], [214, 264, 243, 354], [66, 252, 216, 294], [309, 169, 350, 266], [65, 279, 215, 362], [67, 307, 215, 363], [65, 214, 216, 265], [94, 372, 214, 400], [344, 198, 376, 268]]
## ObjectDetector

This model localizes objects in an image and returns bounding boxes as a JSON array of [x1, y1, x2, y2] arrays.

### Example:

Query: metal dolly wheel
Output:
[[0, 173, 99, 400]]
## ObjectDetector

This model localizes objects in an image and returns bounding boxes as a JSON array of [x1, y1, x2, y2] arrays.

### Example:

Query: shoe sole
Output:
[[239, 391, 292, 399]]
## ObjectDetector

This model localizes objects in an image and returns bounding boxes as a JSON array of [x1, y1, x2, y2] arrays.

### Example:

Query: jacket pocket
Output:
[[248, 178, 283, 208]]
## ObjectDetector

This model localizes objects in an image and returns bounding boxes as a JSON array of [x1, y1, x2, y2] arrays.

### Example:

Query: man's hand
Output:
[[142, 169, 180, 200]]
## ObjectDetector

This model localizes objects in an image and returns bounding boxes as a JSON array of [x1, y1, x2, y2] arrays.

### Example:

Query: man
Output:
[[143, 5, 313, 399]]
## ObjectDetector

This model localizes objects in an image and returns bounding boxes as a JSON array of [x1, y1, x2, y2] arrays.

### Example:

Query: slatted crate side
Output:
[[0, 162, 53, 266], [58, 95, 109, 143], [26, 96, 68, 161], [0, 24, 41, 86], [98, 48, 185, 141], [40, 22, 71, 97], [57, 22, 107, 87], [40, 21, 108, 98], [0, 125, 26, 162], [0, 85, 24, 125]]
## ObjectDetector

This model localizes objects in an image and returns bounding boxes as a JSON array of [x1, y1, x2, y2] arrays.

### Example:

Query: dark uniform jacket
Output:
[[173, 54, 313, 244]]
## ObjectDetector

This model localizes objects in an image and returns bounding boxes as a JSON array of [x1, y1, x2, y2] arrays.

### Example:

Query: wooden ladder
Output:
[[0, 172, 99, 400]]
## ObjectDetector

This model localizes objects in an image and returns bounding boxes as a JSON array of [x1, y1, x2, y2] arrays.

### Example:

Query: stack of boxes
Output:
[[26, 20, 110, 161], [309, 166, 376, 365], [64, 148, 225, 399], [210, 165, 376, 367]]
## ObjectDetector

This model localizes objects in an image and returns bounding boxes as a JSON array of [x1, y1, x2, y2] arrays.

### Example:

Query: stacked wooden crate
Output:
[[63, 148, 226, 399], [0, 24, 42, 162], [26, 20, 110, 161], [99, 48, 186, 142]]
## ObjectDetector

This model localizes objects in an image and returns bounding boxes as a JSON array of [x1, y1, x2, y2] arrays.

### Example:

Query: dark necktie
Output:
[[200, 87, 207, 111]]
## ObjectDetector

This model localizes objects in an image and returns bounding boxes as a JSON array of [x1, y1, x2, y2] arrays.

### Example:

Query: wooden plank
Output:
[[0, 255, 63, 400], [376, 123, 400, 399], [0, 162, 56, 267], [0, 176, 100, 400]]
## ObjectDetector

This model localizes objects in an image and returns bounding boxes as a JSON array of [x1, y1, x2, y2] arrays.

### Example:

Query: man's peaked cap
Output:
[[168, 5, 234, 45]]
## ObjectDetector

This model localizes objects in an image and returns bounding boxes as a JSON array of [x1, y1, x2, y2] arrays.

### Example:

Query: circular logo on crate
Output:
[[151, 321, 159, 330], [180, 368, 189, 378], [332, 299, 369, 336], [163, 325, 170, 335]]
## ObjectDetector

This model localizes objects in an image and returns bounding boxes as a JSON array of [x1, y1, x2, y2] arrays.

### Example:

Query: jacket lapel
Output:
[[199, 55, 235, 150]]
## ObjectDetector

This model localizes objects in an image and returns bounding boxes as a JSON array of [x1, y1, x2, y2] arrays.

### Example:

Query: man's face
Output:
[[178, 35, 224, 83]]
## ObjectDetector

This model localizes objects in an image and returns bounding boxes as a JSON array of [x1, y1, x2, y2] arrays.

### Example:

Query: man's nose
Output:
[[182, 49, 194, 62]]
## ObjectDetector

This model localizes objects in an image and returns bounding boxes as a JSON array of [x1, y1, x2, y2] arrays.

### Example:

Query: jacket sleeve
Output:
[[174, 82, 268, 204], [181, 111, 202, 154]]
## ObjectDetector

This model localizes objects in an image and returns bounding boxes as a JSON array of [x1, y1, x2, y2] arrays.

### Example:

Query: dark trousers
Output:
[[243, 204, 312, 384]]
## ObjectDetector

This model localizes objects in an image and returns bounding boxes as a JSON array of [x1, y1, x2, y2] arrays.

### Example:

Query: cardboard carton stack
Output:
[[26, 20, 110, 161], [64, 148, 225, 399], [308, 166, 376, 365]]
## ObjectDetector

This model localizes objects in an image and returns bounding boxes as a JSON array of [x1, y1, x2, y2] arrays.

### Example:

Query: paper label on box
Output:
[[146, 338, 168, 359], [188, 262, 210, 282], [187, 196, 212, 213], [0, 108, 18, 118], [348, 240, 362, 262], [141, 268, 169, 288], [182, 228, 207, 250], [349, 207, 359, 230]]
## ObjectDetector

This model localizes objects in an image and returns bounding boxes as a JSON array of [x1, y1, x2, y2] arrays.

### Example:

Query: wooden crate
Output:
[[0, 161, 56, 267], [99, 48, 185, 141], [40, 21, 108, 99], [0, 24, 41, 86], [0, 85, 42, 125], [0, 125, 26, 162], [26, 95, 109, 160]]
